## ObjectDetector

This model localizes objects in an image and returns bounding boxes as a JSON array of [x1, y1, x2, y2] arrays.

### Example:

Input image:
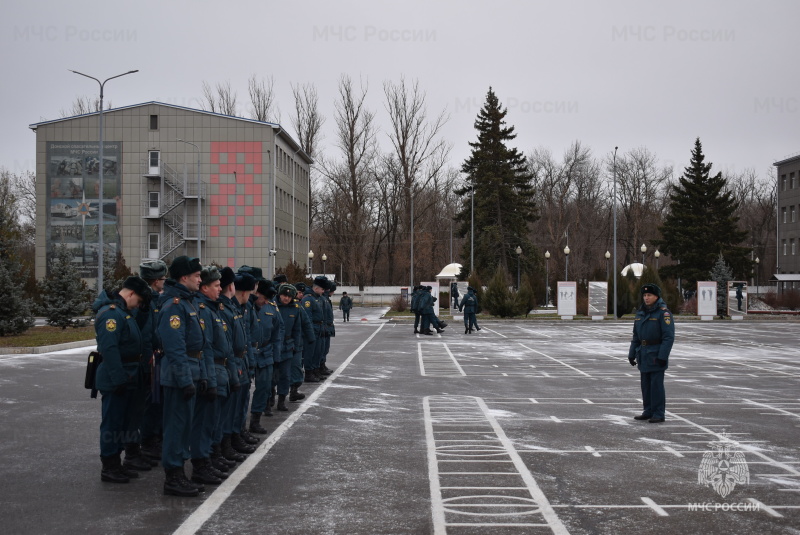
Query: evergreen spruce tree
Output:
[[709, 253, 733, 317], [656, 138, 749, 289], [0, 173, 34, 336], [482, 265, 517, 317], [515, 274, 536, 317], [39, 245, 92, 329], [98, 249, 133, 294], [455, 88, 538, 280]]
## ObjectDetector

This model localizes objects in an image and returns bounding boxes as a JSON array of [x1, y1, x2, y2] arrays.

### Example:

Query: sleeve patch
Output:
[[169, 315, 181, 329], [105, 319, 117, 332]]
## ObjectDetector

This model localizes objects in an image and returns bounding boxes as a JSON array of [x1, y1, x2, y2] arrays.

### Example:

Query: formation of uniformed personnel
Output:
[[459, 286, 481, 334], [339, 291, 353, 322], [92, 257, 346, 495], [93, 276, 152, 483], [628, 284, 674, 424]]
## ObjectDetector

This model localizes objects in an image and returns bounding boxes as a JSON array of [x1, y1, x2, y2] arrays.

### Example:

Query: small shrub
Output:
[[391, 295, 408, 312]]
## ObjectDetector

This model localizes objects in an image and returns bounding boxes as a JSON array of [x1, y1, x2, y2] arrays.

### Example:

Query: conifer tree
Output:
[[0, 173, 34, 335], [455, 88, 537, 280], [39, 245, 92, 329], [657, 138, 749, 289], [709, 253, 733, 317]]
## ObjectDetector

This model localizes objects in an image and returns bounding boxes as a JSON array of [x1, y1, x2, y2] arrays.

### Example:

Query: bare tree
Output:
[[248, 74, 278, 122], [201, 80, 238, 116], [60, 96, 110, 117], [290, 82, 325, 159], [727, 167, 777, 280]]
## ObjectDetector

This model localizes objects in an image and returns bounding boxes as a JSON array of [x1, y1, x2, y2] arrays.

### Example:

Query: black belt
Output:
[[214, 357, 227, 365], [187, 351, 203, 359], [235, 350, 246, 359], [121, 354, 142, 363], [640, 339, 661, 346], [313, 321, 323, 325]]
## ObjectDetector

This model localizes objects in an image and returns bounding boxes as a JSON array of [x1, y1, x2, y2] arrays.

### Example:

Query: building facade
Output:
[[30, 102, 312, 280], [775, 153, 800, 290]]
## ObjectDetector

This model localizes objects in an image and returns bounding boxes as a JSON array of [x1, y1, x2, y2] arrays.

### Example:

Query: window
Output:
[[783, 207, 788, 223], [147, 233, 160, 259], [792, 206, 797, 223], [791, 172, 796, 189], [782, 175, 787, 191], [149, 114, 158, 130], [792, 239, 797, 256], [783, 239, 787, 255]]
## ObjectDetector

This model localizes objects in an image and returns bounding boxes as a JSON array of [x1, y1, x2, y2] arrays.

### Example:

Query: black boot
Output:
[[140, 435, 162, 461], [439, 321, 448, 328], [101, 454, 130, 483], [435, 328, 444, 334], [231, 433, 256, 454], [191, 458, 222, 486], [465, 327, 469, 334], [240, 428, 259, 444], [249, 413, 268, 434], [264, 402, 273, 417], [164, 467, 199, 497], [123, 443, 152, 472], [319, 364, 332, 376], [210, 443, 233, 471], [221, 435, 246, 462], [277, 394, 288, 412], [289, 384, 305, 402], [305, 371, 320, 383], [414, 328, 419, 334], [269, 386, 277, 407]]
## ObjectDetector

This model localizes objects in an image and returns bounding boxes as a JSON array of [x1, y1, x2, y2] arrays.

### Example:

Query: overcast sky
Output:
[[2, 0, 798, 182]]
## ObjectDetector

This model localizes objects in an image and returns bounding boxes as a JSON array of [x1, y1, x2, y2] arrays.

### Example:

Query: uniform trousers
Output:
[[251, 364, 274, 413], [464, 312, 479, 331], [275, 357, 292, 395], [291, 351, 304, 385], [191, 393, 217, 459], [99, 388, 137, 457], [640, 370, 666, 419], [161, 385, 195, 470]]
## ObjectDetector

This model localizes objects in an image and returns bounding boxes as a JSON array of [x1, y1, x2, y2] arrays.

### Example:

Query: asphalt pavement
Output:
[[0, 310, 798, 534]]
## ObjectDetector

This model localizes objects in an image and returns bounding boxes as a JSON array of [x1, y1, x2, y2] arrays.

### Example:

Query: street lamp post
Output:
[[322, 253, 327, 276], [654, 249, 660, 269], [755, 257, 760, 293], [612, 146, 619, 320], [545, 251, 550, 306], [177, 139, 201, 261], [70, 68, 138, 293], [641, 243, 647, 266], [605, 250, 611, 280], [470, 185, 474, 277], [515, 246, 522, 291], [564, 245, 570, 280], [308, 250, 314, 275]]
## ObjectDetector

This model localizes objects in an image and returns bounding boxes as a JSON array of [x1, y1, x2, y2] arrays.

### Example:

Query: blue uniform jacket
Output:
[[301, 289, 323, 335], [322, 292, 335, 337], [339, 296, 353, 312], [277, 300, 303, 363], [93, 291, 143, 391], [627, 298, 675, 372], [196, 293, 231, 389], [219, 295, 246, 386], [460, 292, 478, 313], [410, 289, 421, 313], [297, 300, 316, 344], [255, 299, 284, 367], [157, 280, 205, 388]]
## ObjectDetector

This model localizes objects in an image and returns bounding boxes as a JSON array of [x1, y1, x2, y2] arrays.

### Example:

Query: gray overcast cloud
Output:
[[2, 0, 798, 179]]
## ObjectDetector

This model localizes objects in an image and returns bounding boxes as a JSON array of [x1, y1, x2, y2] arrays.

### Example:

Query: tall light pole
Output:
[[70, 68, 138, 293], [515, 245, 522, 291], [605, 250, 611, 280], [545, 250, 550, 306], [322, 253, 327, 276], [470, 185, 475, 277], [564, 245, 570, 280], [308, 250, 314, 275], [177, 139, 201, 261], [641, 243, 647, 265], [612, 147, 618, 320], [654, 249, 660, 269], [755, 256, 760, 293]]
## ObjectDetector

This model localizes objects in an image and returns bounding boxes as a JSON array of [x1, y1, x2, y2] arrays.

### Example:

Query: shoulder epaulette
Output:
[[199, 303, 206, 309], [109, 304, 116, 309], [173, 297, 180, 304], [219, 303, 225, 310]]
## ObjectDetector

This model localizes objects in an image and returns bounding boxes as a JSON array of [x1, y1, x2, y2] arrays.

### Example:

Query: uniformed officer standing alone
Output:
[[628, 284, 675, 424]]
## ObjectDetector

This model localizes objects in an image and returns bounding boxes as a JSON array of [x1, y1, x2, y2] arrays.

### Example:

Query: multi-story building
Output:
[[774, 153, 800, 291], [29, 102, 312, 280]]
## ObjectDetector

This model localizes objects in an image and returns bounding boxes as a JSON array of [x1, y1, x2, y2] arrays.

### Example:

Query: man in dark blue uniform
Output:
[[320, 282, 336, 377], [93, 276, 151, 483], [250, 279, 284, 433], [339, 291, 353, 322], [158, 256, 205, 497], [628, 284, 675, 424], [410, 285, 423, 334], [276, 284, 303, 411], [459, 286, 480, 334], [301, 277, 326, 382], [230, 271, 257, 455], [291, 282, 315, 402]]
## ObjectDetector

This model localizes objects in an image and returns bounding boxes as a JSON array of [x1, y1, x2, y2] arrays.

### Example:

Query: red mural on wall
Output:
[[207, 141, 266, 266]]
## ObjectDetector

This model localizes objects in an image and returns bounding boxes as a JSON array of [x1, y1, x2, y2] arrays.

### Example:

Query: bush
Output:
[[390, 295, 408, 312], [39, 245, 92, 329]]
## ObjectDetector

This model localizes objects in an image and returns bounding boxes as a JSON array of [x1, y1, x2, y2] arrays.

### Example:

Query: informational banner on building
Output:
[[588, 281, 608, 319], [557, 281, 577, 318], [727, 281, 747, 318], [697, 281, 717, 318], [45, 141, 122, 278]]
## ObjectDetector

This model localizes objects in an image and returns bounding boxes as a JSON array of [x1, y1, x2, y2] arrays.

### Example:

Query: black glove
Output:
[[230, 381, 240, 392], [197, 379, 208, 395], [182, 383, 196, 400], [204, 387, 217, 401], [655, 358, 667, 367], [628, 357, 637, 367], [114, 383, 127, 396]]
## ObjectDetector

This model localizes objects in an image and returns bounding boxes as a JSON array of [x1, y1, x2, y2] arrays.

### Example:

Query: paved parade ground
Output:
[[1, 310, 798, 534]]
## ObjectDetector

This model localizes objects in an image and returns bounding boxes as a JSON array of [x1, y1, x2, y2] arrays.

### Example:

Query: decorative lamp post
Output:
[[755, 257, 760, 293], [69, 68, 138, 293], [545, 250, 551, 306], [308, 250, 314, 275], [612, 146, 618, 320], [564, 245, 570, 280], [605, 250, 611, 280], [515, 245, 522, 291], [322, 253, 327, 276], [640, 243, 647, 265], [654, 249, 660, 269]]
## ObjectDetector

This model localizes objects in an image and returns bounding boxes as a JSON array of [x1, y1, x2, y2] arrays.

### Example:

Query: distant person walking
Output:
[[339, 292, 353, 322]]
